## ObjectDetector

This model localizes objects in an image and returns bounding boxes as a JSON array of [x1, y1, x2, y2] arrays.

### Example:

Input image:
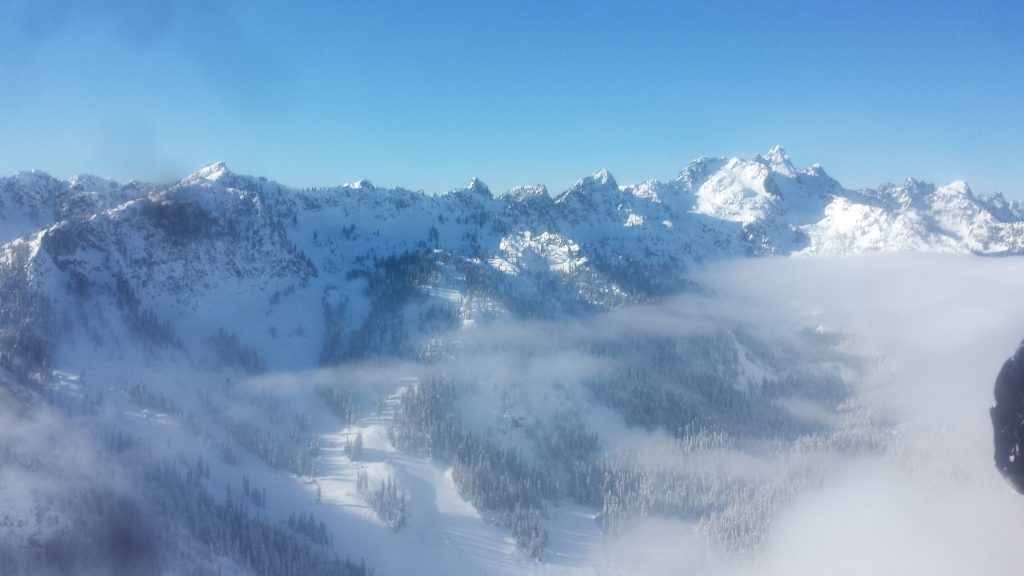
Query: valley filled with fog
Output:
[[4, 253, 1023, 575]]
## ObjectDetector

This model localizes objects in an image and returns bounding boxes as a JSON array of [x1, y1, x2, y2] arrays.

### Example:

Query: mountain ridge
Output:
[[2, 146, 1023, 376]]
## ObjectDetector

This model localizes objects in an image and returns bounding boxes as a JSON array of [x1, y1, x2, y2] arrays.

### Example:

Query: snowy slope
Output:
[[0, 170, 157, 243], [3, 148, 1024, 575]]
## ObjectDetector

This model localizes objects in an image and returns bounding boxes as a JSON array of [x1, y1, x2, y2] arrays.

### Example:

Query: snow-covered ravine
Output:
[[32, 365, 604, 575], [313, 383, 603, 576]]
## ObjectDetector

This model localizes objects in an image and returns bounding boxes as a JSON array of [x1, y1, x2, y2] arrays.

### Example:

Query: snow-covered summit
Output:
[[502, 184, 549, 202], [466, 177, 492, 198], [754, 144, 796, 176], [562, 169, 619, 197], [0, 169, 156, 243], [349, 179, 376, 191], [68, 174, 119, 191], [182, 161, 232, 184]]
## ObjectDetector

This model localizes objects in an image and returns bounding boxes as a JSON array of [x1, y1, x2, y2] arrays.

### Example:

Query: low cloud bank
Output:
[[242, 253, 1024, 575], [678, 253, 1024, 575]]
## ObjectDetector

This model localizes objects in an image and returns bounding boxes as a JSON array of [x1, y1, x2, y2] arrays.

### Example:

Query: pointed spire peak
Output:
[[592, 169, 616, 187], [446, 177, 492, 200], [200, 160, 229, 175], [939, 179, 973, 197], [766, 144, 789, 163], [903, 177, 935, 194], [467, 177, 491, 196], [184, 161, 232, 184], [755, 145, 795, 175], [557, 169, 620, 203], [948, 179, 971, 191], [569, 169, 618, 192]]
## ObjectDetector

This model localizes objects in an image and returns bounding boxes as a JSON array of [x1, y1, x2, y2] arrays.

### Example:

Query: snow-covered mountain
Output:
[[2, 146, 1021, 373], [1, 147, 1021, 575], [0, 170, 158, 243]]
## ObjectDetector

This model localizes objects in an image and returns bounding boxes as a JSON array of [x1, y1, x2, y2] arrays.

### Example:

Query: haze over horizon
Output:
[[2, 0, 1022, 197]]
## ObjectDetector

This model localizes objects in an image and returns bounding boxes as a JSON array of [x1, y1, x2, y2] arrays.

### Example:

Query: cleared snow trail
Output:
[[314, 385, 583, 576]]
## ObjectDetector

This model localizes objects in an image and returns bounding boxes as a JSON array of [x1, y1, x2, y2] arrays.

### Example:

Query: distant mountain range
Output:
[[1, 146, 1021, 373]]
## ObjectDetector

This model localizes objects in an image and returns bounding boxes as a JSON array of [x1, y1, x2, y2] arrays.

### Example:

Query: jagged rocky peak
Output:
[[591, 168, 617, 188], [900, 177, 935, 194], [503, 184, 549, 202], [978, 191, 1024, 223], [937, 179, 973, 197], [627, 180, 663, 203], [182, 161, 232, 185], [929, 181, 979, 214], [466, 177, 492, 198], [177, 162, 278, 199], [349, 179, 376, 191], [443, 177, 493, 201], [754, 144, 795, 176], [1, 170, 66, 213], [561, 169, 619, 197], [877, 178, 937, 204], [678, 156, 727, 191], [806, 163, 829, 177], [68, 174, 119, 191]]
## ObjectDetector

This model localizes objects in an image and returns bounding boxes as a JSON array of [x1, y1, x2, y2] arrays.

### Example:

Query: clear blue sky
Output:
[[2, 0, 1022, 196]]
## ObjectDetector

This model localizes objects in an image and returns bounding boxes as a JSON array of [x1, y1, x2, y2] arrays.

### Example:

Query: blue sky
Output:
[[1, 0, 1022, 196]]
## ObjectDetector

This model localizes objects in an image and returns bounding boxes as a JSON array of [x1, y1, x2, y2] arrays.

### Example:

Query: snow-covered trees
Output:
[[210, 327, 267, 374], [114, 274, 184, 351], [341, 250, 439, 360], [325, 385, 358, 424], [0, 397, 371, 576], [344, 431, 364, 460], [390, 377, 554, 556], [123, 380, 183, 416], [141, 459, 366, 576], [0, 242, 55, 380], [382, 321, 876, 556], [364, 476, 406, 531]]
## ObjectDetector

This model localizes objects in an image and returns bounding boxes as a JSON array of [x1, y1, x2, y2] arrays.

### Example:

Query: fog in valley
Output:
[[5, 253, 1021, 575]]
